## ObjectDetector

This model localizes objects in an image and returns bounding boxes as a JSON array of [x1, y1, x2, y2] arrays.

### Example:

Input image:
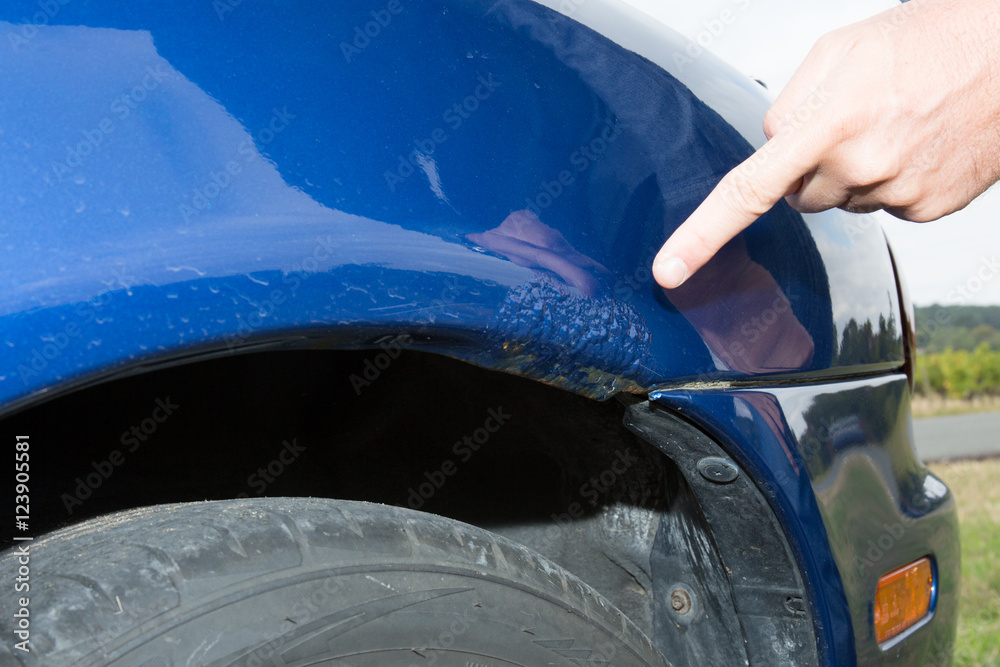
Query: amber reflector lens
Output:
[[874, 557, 934, 644]]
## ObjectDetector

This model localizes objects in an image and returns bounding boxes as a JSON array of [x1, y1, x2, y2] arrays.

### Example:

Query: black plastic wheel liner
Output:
[[623, 400, 819, 666]]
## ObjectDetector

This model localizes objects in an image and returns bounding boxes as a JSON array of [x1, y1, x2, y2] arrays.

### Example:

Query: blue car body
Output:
[[0, 1, 958, 664]]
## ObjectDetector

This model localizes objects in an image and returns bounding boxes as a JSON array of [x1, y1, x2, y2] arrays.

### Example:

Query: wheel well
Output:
[[7, 348, 670, 636]]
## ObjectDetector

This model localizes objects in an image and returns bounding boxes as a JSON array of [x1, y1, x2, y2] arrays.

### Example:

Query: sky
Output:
[[620, 0, 1000, 307]]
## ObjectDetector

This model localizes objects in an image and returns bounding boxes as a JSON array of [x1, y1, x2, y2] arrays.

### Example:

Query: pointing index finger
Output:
[[653, 125, 822, 289]]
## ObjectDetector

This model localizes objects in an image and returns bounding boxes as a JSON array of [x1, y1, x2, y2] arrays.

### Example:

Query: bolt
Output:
[[697, 457, 739, 484], [670, 588, 692, 615]]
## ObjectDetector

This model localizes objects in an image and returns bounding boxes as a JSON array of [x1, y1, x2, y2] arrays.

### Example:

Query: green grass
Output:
[[928, 460, 1000, 666]]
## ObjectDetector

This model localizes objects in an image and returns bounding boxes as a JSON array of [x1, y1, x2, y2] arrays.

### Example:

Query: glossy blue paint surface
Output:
[[652, 376, 959, 665], [0, 0, 902, 411]]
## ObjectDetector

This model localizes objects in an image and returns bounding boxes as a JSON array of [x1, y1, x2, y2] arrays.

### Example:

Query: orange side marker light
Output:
[[874, 556, 935, 644]]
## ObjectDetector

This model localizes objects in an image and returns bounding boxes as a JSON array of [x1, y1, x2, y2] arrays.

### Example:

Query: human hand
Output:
[[653, 0, 1000, 289]]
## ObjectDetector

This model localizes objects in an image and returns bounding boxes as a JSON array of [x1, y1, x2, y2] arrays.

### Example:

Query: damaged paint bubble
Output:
[[488, 276, 654, 399]]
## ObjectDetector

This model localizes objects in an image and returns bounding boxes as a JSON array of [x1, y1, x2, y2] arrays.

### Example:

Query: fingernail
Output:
[[656, 257, 689, 289]]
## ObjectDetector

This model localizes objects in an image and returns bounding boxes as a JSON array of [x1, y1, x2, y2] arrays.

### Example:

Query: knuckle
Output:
[[687, 224, 716, 256], [895, 198, 950, 223], [810, 32, 836, 55], [811, 30, 849, 59], [886, 181, 924, 209], [723, 176, 773, 218], [842, 151, 897, 189], [788, 193, 829, 214], [762, 107, 783, 139], [823, 107, 859, 146]]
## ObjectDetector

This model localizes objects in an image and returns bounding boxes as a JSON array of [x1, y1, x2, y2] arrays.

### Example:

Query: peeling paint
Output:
[[487, 276, 654, 399]]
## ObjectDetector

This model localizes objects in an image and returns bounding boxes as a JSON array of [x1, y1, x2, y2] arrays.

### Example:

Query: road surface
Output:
[[913, 411, 1000, 461]]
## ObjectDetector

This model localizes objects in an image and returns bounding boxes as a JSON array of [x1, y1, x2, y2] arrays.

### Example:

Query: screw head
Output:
[[670, 588, 693, 615], [696, 457, 739, 484]]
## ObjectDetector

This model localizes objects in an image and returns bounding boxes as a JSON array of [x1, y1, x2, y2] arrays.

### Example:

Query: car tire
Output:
[[1, 497, 669, 666]]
